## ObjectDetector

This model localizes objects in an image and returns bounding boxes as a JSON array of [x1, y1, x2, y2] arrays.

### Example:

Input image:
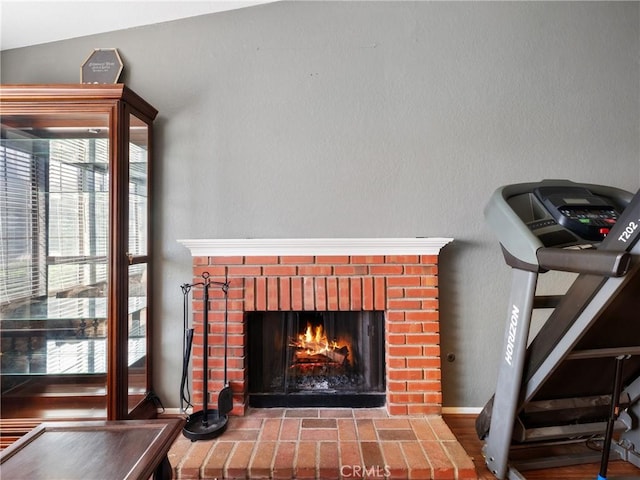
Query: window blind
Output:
[[0, 136, 111, 304], [47, 138, 109, 294], [0, 144, 44, 304], [128, 143, 147, 256]]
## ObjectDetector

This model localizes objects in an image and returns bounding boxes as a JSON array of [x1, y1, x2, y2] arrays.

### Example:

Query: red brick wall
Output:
[[190, 254, 442, 416]]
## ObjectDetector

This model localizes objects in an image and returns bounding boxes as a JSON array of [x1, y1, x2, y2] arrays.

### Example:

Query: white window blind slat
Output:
[[2, 135, 144, 303], [0, 145, 42, 303], [47, 138, 109, 294]]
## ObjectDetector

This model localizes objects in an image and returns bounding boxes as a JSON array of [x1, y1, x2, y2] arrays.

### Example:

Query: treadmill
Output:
[[477, 179, 640, 480]]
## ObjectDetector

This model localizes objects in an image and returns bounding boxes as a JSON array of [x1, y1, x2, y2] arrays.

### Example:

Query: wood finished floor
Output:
[[443, 414, 640, 480], [3, 413, 640, 479]]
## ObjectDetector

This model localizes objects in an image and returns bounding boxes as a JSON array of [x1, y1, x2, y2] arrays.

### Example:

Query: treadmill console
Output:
[[533, 186, 620, 242], [484, 180, 634, 268]]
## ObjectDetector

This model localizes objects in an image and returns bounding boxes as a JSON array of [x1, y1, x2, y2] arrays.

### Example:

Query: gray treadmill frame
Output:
[[482, 180, 640, 480]]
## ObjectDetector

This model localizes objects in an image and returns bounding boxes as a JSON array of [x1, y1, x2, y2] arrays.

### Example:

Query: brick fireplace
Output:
[[178, 238, 452, 417]]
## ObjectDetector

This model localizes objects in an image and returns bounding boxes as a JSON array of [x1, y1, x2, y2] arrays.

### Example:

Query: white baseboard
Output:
[[159, 407, 190, 416], [441, 406, 482, 415]]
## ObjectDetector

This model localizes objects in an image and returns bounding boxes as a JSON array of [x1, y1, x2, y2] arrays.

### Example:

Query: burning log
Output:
[[324, 345, 349, 364], [290, 340, 328, 351], [294, 351, 330, 364], [293, 346, 348, 365], [289, 322, 351, 369]]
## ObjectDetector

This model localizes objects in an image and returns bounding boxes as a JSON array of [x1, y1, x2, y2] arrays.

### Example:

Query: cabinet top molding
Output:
[[0, 84, 158, 120], [178, 237, 454, 257]]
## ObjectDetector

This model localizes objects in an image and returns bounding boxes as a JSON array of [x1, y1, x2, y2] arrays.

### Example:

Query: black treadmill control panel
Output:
[[534, 186, 620, 241]]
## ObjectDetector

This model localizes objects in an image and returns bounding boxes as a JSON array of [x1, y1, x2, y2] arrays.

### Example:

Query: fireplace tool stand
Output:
[[180, 272, 232, 441]]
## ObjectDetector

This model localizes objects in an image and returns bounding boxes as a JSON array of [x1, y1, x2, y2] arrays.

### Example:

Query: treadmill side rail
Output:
[[484, 269, 538, 479]]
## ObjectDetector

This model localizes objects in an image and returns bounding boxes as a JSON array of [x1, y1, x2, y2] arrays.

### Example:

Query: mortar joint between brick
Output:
[[199, 442, 218, 478]]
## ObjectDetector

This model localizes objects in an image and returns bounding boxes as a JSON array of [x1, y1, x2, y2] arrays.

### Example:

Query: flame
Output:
[[296, 322, 342, 356]]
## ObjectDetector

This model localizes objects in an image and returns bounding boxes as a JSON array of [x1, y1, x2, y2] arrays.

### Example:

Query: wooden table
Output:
[[0, 418, 185, 480]]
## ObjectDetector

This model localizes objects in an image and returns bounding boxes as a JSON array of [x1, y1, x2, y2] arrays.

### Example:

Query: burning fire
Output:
[[291, 322, 350, 367], [299, 323, 339, 353]]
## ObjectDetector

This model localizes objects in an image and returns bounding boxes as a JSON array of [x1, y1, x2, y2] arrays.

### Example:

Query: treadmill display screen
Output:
[[534, 186, 621, 241]]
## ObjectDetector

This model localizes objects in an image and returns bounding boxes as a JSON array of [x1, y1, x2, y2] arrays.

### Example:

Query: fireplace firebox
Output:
[[248, 311, 385, 408]]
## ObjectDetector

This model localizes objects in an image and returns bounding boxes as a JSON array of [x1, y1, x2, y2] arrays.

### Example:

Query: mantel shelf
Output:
[[178, 237, 453, 257]]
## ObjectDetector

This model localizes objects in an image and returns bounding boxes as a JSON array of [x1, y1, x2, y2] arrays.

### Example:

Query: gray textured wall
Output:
[[2, 1, 638, 409]]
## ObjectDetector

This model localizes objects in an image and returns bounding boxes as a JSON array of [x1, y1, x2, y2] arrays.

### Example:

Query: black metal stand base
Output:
[[183, 410, 228, 441]]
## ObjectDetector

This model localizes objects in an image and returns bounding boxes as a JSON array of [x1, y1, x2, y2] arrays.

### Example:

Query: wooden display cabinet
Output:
[[0, 85, 158, 421]]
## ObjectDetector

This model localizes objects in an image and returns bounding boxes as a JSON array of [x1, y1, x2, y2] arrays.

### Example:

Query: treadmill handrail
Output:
[[536, 247, 631, 277]]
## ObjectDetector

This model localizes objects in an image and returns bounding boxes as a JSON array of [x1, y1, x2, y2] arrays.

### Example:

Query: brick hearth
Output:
[[179, 238, 453, 417], [168, 407, 478, 480]]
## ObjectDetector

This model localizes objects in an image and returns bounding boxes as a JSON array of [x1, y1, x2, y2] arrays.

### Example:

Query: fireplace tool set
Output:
[[180, 272, 232, 440]]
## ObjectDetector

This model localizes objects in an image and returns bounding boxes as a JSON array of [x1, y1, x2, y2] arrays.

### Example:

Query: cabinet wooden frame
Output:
[[0, 84, 158, 421]]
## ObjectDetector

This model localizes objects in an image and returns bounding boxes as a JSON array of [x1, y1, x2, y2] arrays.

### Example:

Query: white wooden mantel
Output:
[[177, 237, 453, 257]]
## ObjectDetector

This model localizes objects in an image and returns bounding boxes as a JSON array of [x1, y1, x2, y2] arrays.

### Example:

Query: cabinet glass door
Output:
[[127, 113, 150, 413], [1, 111, 110, 417]]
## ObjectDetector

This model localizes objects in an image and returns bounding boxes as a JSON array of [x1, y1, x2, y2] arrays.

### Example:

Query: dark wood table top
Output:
[[0, 418, 184, 480]]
